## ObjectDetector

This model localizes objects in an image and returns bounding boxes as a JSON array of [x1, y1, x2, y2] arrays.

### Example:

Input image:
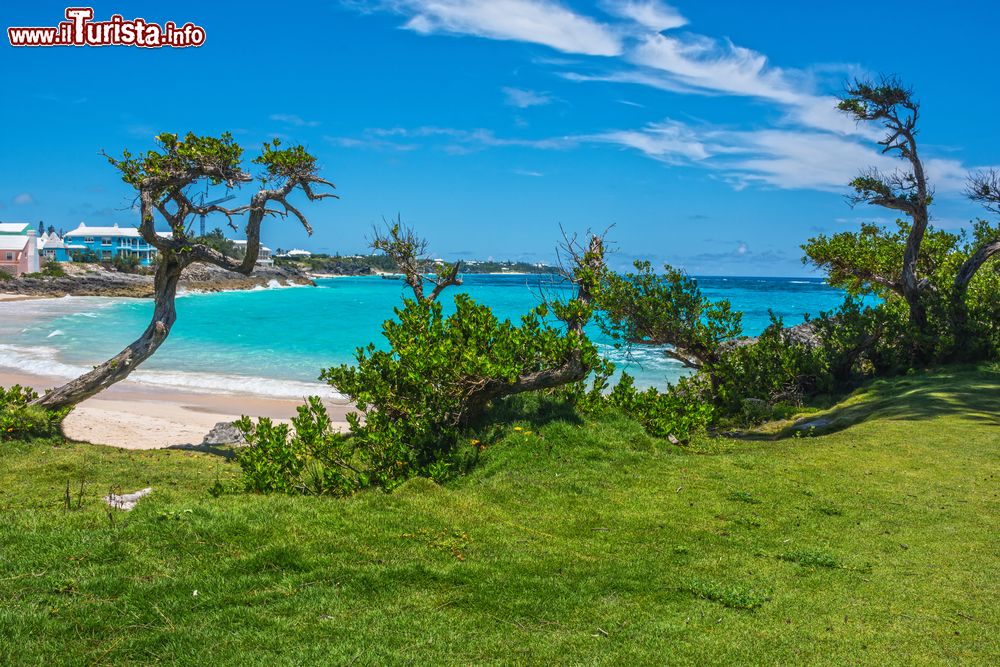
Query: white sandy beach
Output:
[[0, 293, 51, 303], [0, 368, 353, 450]]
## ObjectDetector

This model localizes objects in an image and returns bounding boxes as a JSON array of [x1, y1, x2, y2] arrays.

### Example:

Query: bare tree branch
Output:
[[967, 169, 1000, 215], [371, 216, 463, 302]]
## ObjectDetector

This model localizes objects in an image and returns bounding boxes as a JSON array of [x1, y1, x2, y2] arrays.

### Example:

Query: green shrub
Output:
[[320, 295, 601, 490], [111, 254, 140, 273], [0, 385, 69, 441], [22, 263, 68, 279], [604, 373, 713, 442], [710, 313, 832, 422], [40, 262, 67, 277], [597, 260, 741, 368], [0, 269, 11, 281], [70, 249, 99, 263], [235, 397, 361, 495]]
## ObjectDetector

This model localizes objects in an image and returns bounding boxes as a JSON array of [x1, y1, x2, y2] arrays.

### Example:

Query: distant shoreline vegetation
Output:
[[277, 252, 562, 276]]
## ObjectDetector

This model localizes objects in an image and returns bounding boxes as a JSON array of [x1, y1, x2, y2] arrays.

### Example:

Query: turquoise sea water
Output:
[[0, 275, 848, 398]]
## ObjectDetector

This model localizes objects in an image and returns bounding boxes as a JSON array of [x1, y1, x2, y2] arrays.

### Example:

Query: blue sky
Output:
[[1, 1, 996, 275]]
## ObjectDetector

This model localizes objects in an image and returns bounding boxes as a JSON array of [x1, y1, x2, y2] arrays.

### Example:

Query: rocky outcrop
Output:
[[0, 262, 314, 298], [721, 320, 825, 353], [202, 421, 247, 446]]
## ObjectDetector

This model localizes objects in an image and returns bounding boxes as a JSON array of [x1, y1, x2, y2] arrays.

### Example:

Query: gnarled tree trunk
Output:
[[34, 255, 186, 410], [901, 208, 930, 334]]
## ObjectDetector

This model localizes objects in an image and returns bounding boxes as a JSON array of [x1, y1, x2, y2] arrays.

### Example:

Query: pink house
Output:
[[0, 230, 40, 277]]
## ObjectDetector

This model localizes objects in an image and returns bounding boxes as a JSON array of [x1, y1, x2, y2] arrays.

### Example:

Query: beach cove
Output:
[[1, 274, 850, 448]]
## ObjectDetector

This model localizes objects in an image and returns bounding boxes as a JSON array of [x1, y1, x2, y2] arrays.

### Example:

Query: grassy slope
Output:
[[1, 366, 998, 665]]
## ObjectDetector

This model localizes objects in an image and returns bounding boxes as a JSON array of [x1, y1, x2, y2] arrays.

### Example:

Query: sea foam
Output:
[[0, 343, 342, 400]]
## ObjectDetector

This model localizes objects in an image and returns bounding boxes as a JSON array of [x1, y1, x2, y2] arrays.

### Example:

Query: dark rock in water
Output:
[[202, 421, 246, 446]]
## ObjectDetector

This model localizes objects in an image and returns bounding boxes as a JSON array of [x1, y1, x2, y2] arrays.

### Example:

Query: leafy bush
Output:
[[710, 313, 832, 420], [235, 397, 361, 495], [803, 218, 1000, 364], [1, 385, 68, 440], [320, 295, 601, 490], [603, 374, 713, 442], [70, 249, 99, 263], [111, 254, 140, 273], [22, 263, 67, 279], [195, 228, 239, 258], [38, 262, 67, 277]]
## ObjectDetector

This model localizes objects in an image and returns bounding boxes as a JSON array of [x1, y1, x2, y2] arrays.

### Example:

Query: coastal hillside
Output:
[[1, 365, 996, 665]]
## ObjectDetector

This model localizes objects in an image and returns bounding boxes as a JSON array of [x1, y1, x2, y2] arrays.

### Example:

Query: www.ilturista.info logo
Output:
[[8, 7, 206, 48]]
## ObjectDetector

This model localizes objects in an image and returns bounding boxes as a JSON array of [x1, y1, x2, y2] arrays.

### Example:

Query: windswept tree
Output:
[[835, 77, 932, 333], [332, 221, 607, 414], [34, 132, 337, 410]]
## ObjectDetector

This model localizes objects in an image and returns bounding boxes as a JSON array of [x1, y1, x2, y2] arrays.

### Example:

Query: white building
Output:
[[280, 248, 312, 259], [38, 231, 75, 262], [232, 240, 274, 265], [0, 222, 31, 236]]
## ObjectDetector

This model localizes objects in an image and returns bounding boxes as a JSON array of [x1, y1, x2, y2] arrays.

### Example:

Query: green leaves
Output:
[[603, 374, 713, 442], [596, 260, 742, 368], [106, 132, 323, 202], [252, 138, 318, 181], [319, 294, 600, 489], [107, 132, 247, 196], [0, 385, 69, 441], [235, 397, 359, 496]]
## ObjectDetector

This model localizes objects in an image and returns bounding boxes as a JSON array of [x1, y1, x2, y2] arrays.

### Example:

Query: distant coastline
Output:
[[280, 253, 562, 277]]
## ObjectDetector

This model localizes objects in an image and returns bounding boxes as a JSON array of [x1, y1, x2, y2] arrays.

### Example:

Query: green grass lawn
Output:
[[1, 365, 998, 665]]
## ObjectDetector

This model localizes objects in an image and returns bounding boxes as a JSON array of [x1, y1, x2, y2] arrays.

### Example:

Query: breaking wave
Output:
[[0, 344, 341, 400]]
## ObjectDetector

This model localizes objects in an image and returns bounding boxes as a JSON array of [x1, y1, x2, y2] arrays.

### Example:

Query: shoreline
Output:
[[0, 368, 353, 450]]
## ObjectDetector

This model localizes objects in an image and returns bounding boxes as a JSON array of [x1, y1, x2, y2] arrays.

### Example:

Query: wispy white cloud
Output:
[[601, 0, 687, 32], [350, 0, 988, 196], [12, 193, 34, 205], [513, 168, 544, 177], [587, 120, 709, 163], [270, 113, 321, 127], [589, 120, 987, 194], [503, 87, 554, 108], [330, 125, 576, 154], [392, 0, 622, 56]]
